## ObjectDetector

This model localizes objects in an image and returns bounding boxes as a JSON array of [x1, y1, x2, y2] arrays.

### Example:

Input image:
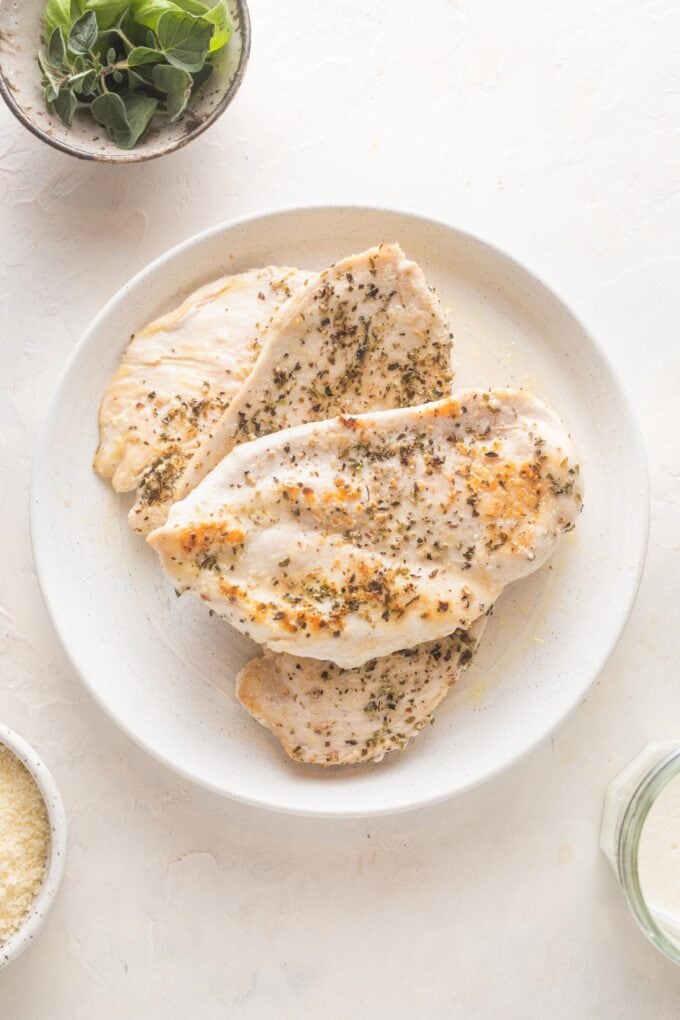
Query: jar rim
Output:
[[618, 747, 680, 964]]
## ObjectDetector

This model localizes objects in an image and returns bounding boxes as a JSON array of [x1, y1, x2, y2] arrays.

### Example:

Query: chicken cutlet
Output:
[[149, 389, 582, 668], [236, 615, 489, 765], [95, 265, 312, 531], [133, 243, 453, 532]]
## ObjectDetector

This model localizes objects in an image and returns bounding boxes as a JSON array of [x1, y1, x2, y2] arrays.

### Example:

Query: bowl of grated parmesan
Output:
[[0, 726, 66, 968]]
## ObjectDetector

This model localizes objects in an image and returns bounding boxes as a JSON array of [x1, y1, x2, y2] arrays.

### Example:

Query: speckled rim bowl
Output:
[[0, 725, 67, 970], [0, 0, 250, 163]]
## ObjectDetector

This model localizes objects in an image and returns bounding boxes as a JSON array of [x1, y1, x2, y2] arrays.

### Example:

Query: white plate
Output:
[[31, 206, 649, 817]]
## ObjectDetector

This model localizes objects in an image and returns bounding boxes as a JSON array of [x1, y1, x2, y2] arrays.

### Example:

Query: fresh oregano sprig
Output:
[[37, 1, 232, 149]]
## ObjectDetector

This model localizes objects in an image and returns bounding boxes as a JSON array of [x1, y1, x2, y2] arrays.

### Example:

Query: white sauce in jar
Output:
[[638, 773, 680, 944], [601, 742, 680, 958]]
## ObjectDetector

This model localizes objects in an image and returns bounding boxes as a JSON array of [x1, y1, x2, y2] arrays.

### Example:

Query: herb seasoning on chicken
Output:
[[149, 389, 582, 668], [95, 266, 313, 534], [142, 243, 454, 531], [237, 617, 488, 765]]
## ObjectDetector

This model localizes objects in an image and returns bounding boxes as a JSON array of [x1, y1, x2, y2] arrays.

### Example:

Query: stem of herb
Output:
[[114, 24, 135, 51]]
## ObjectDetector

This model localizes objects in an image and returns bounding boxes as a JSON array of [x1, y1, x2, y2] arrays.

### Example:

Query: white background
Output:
[[2, 1, 680, 1015]]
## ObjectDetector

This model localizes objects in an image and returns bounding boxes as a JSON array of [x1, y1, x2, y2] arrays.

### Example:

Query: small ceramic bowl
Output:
[[0, 0, 250, 162], [0, 725, 67, 970]]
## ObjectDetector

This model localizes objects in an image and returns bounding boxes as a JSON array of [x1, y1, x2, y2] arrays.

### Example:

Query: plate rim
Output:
[[30, 203, 651, 817]]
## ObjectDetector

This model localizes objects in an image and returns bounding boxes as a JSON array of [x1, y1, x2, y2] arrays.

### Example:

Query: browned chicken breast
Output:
[[149, 389, 582, 668], [135, 242, 453, 531]]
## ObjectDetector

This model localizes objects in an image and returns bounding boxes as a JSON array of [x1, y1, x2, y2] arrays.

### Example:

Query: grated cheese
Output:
[[0, 745, 50, 945]]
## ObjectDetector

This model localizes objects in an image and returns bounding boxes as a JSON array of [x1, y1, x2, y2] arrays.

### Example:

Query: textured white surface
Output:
[[1, 0, 679, 1015]]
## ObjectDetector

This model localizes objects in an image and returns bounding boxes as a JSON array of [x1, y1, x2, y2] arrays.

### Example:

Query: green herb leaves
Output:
[[127, 45, 164, 66], [68, 10, 98, 53], [90, 90, 129, 130], [69, 67, 98, 94], [132, 1, 231, 51], [156, 10, 213, 72], [52, 87, 78, 126], [118, 92, 159, 146], [47, 25, 67, 64], [82, 1, 130, 30], [203, 2, 231, 52], [151, 63, 192, 119], [91, 90, 158, 147], [37, 0, 232, 149], [43, 0, 75, 38], [131, 0, 184, 29]]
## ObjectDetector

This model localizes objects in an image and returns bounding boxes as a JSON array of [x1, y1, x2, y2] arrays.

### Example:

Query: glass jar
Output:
[[601, 741, 680, 963]]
